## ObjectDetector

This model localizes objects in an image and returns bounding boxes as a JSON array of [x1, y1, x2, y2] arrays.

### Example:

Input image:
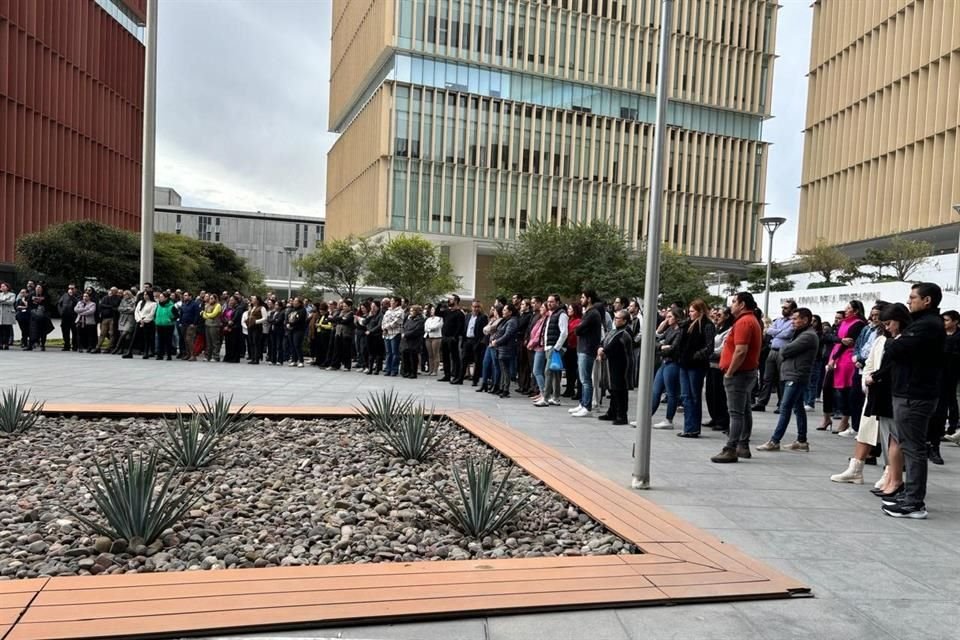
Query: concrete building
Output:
[[798, 0, 960, 259], [0, 0, 147, 284], [327, 0, 779, 301], [153, 188, 325, 289]]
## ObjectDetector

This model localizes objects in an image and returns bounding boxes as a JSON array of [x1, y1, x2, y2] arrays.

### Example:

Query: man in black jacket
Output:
[[881, 283, 945, 519], [438, 294, 466, 383], [461, 300, 488, 385], [57, 284, 79, 351], [95, 287, 121, 353]]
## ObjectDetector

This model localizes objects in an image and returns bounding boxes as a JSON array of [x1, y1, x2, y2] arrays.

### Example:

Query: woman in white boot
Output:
[[830, 303, 908, 488]]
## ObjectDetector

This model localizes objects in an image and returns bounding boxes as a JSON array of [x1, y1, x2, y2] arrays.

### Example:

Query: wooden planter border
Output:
[[1, 405, 809, 640]]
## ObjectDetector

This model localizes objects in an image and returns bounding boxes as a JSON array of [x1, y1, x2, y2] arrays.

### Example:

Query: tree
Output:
[[15, 220, 139, 290], [651, 245, 710, 307], [295, 235, 376, 299], [801, 241, 850, 285], [490, 221, 645, 300], [15, 221, 262, 292], [367, 234, 461, 302], [864, 237, 933, 281], [745, 263, 794, 294], [724, 273, 744, 295]]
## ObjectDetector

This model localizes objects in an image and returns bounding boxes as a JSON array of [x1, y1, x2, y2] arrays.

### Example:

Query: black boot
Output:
[[928, 443, 945, 466]]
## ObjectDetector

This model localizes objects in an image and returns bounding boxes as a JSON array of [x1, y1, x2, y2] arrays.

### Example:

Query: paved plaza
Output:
[[3, 350, 960, 640]]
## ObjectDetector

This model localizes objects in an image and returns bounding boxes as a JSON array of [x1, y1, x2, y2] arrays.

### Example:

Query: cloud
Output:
[[763, 0, 814, 259], [154, 0, 336, 216]]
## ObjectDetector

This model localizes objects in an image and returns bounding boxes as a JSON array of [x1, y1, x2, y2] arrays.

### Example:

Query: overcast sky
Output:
[[155, 0, 812, 258]]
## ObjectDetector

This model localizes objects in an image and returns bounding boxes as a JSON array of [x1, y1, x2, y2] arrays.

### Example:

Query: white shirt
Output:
[[424, 316, 443, 339]]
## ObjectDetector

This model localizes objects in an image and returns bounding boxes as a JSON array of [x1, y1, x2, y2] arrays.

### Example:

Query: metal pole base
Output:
[[631, 477, 651, 490]]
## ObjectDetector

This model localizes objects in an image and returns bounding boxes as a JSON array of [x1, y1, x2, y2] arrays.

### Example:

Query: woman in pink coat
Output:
[[827, 300, 866, 434]]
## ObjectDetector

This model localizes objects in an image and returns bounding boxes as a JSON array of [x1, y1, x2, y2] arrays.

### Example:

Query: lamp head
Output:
[[760, 216, 786, 235]]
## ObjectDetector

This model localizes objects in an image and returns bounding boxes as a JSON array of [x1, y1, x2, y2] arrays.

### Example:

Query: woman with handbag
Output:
[[528, 305, 549, 405]]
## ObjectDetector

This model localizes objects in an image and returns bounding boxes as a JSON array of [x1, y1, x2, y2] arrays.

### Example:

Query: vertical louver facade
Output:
[[0, 0, 146, 275]]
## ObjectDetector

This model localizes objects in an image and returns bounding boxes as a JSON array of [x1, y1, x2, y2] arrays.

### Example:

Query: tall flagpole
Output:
[[632, 0, 674, 490], [139, 0, 158, 287]]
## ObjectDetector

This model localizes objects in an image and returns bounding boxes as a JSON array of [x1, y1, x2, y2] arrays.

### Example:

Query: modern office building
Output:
[[327, 0, 778, 300], [0, 0, 147, 283], [153, 188, 325, 288], [798, 0, 960, 258]]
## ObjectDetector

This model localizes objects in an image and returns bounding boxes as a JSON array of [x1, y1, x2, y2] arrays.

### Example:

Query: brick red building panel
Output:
[[0, 0, 144, 269]]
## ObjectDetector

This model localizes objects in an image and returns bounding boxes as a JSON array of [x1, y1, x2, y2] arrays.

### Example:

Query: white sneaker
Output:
[[653, 419, 673, 429], [944, 431, 960, 445], [837, 427, 857, 438], [803, 404, 815, 411], [629, 421, 637, 427], [547, 398, 561, 406], [571, 406, 590, 418], [297, 362, 304, 368], [568, 406, 581, 414], [533, 399, 549, 407]]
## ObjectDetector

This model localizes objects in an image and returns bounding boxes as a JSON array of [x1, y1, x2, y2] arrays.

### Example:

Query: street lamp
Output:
[[283, 246, 298, 300], [759, 216, 786, 319], [953, 204, 960, 293]]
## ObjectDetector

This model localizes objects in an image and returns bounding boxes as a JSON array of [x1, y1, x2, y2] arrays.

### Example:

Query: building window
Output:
[[315, 224, 324, 246], [198, 216, 212, 241], [175, 214, 182, 235], [214, 217, 221, 242], [295, 224, 300, 248], [303, 224, 308, 248]]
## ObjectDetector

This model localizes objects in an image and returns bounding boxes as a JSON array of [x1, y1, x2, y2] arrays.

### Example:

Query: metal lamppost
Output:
[[284, 246, 297, 300], [138, 0, 158, 288], [631, 0, 674, 490], [953, 204, 960, 293], [759, 216, 786, 319]]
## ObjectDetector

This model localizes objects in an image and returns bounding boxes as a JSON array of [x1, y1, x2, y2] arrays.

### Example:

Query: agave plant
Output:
[[356, 389, 416, 432], [69, 449, 201, 544], [190, 393, 253, 436], [373, 405, 446, 462], [0, 388, 44, 436], [436, 455, 532, 538], [153, 411, 222, 470]]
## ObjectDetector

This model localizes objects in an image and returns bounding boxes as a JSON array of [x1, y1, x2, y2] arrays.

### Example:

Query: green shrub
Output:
[[69, 449, 201, 544], [154, 411, 223, 470], [0, 388, 44, 436], [436, 455, 532, 538]]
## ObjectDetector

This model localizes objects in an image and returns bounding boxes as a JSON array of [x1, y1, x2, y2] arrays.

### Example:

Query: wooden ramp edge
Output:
[[2, 404, 810, 640]]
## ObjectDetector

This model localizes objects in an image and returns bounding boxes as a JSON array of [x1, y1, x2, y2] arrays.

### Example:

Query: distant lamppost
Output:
[[284, 246, 297, 300], [759, 217, 786, 318], [953, 204, 960, 293]]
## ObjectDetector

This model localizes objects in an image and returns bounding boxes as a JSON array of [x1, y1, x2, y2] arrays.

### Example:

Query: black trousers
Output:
[[516, 346, 532, 391], [606, 388, 629, 422], [402, 347, 419, 377], [461, 338, 482, 381], [705, 367, 730, 427], [128, 322, 155, 357], [562, 346, 579, 397], [441, 336, 461, 379], [157, 325, 174, 357], [335, 334, 353, 369], [61, 317, 78, 350], [755, 348, 781, 407], [248, 331, 263, 363], [367, 335, 384, 372]]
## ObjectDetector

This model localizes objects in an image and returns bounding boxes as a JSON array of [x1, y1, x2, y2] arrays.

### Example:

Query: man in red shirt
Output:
[[712, 291, 763, 463]]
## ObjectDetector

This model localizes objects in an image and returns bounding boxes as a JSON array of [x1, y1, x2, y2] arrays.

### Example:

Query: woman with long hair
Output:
[[0, 282, 15, 349], [124, 290, 156, 359], [424, 304, 443, 376], [15, 288, 31, 349], [826, 300, 866, 434], [222, 296, 243, 363], [529, 304, 549, 406], [477, 305, 502, 392], [286, 297, 308, 367], [401, 305, 426, 378], [245, 295, 266, 365], [562, 303, 583, 400], [650, 309, 684, 429], [675, 299, 716, 438], [27, 284, 50, 351]]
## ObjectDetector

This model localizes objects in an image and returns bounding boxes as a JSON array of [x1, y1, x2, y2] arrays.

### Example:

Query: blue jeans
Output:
[[651, 361, 680, 420], [678, 366, 707, 434], [385, 335, 400, 374], [577, 352, 596, 410], [481, 345, 499, 387], [532, 350, 546, 394], [805, 359, 823, 406], [771, 380, 808, 443]]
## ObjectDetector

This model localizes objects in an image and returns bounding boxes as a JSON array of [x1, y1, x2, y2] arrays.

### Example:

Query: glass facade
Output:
[[391, 53, 763, 140]]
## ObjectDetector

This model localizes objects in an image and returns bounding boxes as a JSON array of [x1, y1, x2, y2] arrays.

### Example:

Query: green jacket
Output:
[[155, 300, 176, 327]]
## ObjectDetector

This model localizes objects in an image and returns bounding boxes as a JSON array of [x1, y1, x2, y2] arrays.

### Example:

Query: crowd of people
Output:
[[1, 278, 954, 519]]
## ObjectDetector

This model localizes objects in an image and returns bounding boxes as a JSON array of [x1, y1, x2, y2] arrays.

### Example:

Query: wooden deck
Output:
[[1, 405, 809, 640]]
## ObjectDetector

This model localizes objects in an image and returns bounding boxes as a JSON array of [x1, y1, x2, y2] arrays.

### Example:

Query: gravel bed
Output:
[[0, 416, 639, 579]]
